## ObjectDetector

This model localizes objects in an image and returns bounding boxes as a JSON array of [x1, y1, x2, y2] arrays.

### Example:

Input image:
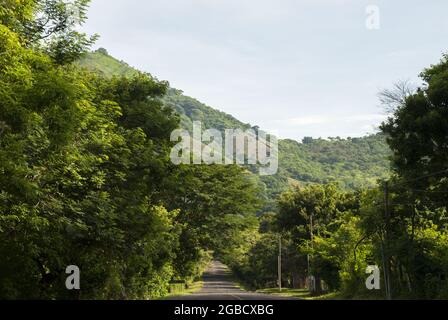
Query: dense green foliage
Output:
[[79, 49, 391, 213], [279, 135, 390, 189], [3, 0, 446, 301], [230, 54, 448, 300], [0, 0, 259, 299], [77, 49, 140, 79], [78, 50, 251, 133]]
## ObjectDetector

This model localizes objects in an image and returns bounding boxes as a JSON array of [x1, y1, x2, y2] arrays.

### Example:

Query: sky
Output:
[[81, 0, 448, 141]]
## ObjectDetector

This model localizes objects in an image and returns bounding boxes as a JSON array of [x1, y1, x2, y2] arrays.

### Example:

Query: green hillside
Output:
[[78, 49, 250, 132], [78, 48, 140, 78], [278, 135, 390, 190], [164, 88, 252, 132], [78, 49, 391, 205]]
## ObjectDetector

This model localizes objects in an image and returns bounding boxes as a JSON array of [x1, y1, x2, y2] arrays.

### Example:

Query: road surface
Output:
[[170, 261, 297, 300]]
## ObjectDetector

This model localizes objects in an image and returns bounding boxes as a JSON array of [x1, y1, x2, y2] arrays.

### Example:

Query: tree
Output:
[[381, 54, 448, 199], [378, 53, 448, 299], [275, 184, 357, 293], [2, 0, 98, 64], [0, 3, 185, 298], [379, 80, 417, 113]]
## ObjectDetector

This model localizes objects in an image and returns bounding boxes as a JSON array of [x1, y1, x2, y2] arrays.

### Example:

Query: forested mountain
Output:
[[78, 49, 251, 132], [278, 135, 390, 189], [79, 49, 391, 202], [3, 1, 447, 301], [0, 3, 259, 299]]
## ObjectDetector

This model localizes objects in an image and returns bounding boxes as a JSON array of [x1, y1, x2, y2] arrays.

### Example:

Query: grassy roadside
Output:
[[256, 288, 342, 300], [230, 270, 349, 300], [225, 265, 384, 300], [180, 281, 204, 295], [230, 277, 334, 300], [256, 288, 386, 300], [159, 281, 204, 300]]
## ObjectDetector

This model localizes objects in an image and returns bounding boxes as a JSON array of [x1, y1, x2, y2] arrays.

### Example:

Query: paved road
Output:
[[170, 261, 297, 300]]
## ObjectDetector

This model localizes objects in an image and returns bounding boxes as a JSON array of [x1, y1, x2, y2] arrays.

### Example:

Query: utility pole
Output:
[[278, 235, 282, 292], [380, 238, 389, 300], [310, 213, 314, 243], [308, 213, 315, 293], [384, 181, 392, 300]]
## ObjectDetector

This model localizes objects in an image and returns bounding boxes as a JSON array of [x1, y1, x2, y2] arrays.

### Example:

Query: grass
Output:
[[256, 288, 388, 300], [78, 51, 140, 78], [256, 288, 325, 300], [160, 281, 204, 299], [183, 281, 204, 295]]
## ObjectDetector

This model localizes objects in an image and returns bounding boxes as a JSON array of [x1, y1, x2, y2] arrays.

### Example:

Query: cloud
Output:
[[386, 50, 417, 58], [272, 114, 386, 140], [83, 0, 448, 141], [287, 114, 387, 126], [288, 116, 331, 126]]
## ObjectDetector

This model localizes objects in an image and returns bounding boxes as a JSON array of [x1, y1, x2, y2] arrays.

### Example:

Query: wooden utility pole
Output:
[[310, 213, 314, 243], [308, 213, 315, 293], [278, 235, 282, 292], [380, 238, 389, 299], [384, 181, 392, 300]]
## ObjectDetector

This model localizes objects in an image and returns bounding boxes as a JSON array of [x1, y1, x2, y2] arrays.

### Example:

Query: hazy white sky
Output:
[[82, 0, 448, 140]]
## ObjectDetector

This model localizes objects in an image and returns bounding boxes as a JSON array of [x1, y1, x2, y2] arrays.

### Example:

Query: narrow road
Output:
[[170, 261, 297, 300]]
